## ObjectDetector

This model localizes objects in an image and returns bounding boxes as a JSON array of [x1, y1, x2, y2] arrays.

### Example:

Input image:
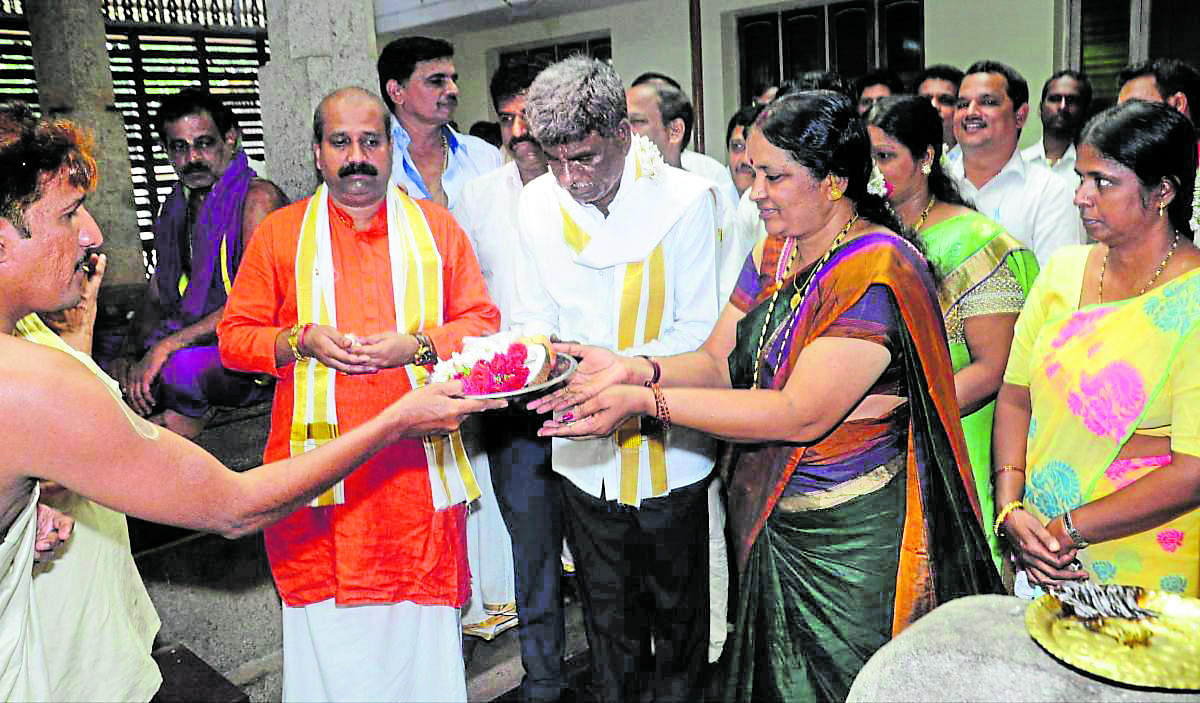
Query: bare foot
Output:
[[160, 409, 208, 439]]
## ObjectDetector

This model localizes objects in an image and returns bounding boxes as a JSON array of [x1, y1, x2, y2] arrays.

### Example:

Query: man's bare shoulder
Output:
[[247, 177, 288, 210], [0, 337, 117, 477], [251, 194, 312, 234]]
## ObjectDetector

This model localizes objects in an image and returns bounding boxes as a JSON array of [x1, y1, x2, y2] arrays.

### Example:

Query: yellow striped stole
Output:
[[614, 241, 669, 505]]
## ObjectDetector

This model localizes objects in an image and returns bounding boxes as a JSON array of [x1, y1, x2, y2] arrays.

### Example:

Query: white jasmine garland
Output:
[[1191, 174, 1200, 236], [867, 162, 888, 197], [630, 133, 664, 181]]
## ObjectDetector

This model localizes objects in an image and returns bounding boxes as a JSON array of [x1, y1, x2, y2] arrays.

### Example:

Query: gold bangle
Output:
[[286, 324, 305, 362], [993, 500, 1024, 538], [992, 464, 1025, 483]]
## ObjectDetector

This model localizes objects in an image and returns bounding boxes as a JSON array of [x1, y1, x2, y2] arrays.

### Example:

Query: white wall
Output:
[[382, 0, 1062, 163]]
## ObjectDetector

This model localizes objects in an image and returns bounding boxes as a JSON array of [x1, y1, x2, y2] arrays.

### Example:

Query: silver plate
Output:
[[463, 355, 578, 400]]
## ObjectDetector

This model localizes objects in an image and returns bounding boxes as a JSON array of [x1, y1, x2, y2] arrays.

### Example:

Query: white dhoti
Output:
[[33, 492, 162, 701], [707, 477, 729, 662], [281, 599, 465, 702], [460, 418, 517, 639]]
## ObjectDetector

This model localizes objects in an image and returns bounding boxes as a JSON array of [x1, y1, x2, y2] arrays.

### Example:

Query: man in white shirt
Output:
[[455, 57, 572, 703], [377, 36, 501, 214], [626, 72, 740, 207], [513, 56, 719, 703], [1022, 70, 1092, 192], [626, 72, 739, 301], [948, 60, 1084, 265]]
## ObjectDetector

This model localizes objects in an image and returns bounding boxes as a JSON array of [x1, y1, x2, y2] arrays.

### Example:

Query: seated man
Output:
[[110, 88, 287, 438]]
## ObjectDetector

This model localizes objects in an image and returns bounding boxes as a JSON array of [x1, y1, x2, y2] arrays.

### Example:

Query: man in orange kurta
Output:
[[218, 87, 498, 701]]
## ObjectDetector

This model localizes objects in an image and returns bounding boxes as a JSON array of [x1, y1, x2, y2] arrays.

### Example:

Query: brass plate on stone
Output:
[[1026, 589, 1200, 689]]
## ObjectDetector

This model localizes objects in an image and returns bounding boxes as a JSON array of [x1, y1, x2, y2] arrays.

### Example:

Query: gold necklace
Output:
[[913, 196, 936, 231], [751, 213, 858, 388], [1098, 232, 1180, 303], [440, 132, 449, 173], [750, 244, 798, 389]]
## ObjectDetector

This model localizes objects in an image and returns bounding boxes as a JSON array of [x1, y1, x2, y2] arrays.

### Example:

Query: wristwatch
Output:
[[413, 332, 437, 366], [1061, 509, 1090, 549]]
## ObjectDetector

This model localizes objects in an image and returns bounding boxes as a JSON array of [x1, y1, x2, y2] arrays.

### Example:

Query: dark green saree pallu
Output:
[[721, 232, 1003, 702]]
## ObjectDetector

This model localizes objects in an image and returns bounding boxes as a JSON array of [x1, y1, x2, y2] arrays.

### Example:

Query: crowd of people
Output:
[[0, 28, 1198, 703]]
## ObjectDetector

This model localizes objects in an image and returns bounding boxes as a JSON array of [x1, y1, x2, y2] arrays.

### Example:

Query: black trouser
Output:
[[485, 409, 564, 703], [561, 477, 710, 703]]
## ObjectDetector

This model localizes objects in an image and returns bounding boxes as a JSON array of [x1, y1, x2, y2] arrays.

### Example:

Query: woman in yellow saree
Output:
[[993, 100, 1200, 596]]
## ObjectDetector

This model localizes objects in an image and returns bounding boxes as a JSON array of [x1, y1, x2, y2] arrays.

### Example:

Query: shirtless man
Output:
[[0, 102, 499, 700]]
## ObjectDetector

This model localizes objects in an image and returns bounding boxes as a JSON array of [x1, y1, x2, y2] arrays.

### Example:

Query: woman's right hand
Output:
[[527, 343, 641, 414], [1003, 509, 1090, 586]]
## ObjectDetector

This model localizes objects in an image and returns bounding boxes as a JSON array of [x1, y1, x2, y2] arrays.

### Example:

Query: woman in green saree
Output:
[[529, 92, 1001, 702], [868, 96, 1040, 571]]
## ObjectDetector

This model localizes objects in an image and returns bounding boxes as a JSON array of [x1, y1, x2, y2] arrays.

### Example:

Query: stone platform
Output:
[[848, 594, 1200, 702]]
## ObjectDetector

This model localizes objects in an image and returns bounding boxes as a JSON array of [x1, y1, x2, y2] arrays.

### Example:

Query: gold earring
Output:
[[1159, 201, 1166, 218], [829, 175, 843, 201], [921, 161, 932, 176]]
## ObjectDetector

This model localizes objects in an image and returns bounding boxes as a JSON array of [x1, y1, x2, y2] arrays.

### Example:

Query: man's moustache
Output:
[[507, 135, 540, 151], [181, 162, 211, 176], [338, 162, 379, 177]]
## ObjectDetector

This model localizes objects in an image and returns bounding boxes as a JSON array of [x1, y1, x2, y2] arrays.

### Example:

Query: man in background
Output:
[[855, 68, 905, 114], [377, 36, 501, 213], [915, 64, 964, 152], [109, 88, 286, 438], [1023, 70, 1092, 190], [947, 60, 1083, 264], [627, 71, 740, 207], [724, 104, 759, 197]]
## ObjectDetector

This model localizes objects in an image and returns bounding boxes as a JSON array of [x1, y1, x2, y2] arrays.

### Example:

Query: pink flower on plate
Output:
[[1157, 529, 1185, 553]]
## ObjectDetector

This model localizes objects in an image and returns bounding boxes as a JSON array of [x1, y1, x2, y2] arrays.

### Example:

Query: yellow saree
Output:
[[1005, 246, 1200, 595]]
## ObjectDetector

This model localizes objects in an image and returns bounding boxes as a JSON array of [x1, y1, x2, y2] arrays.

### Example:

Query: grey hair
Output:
[[525, 56, 626, 146]]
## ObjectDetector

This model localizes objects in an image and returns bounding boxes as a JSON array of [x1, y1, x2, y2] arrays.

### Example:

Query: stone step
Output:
[[151, 643, 248, 703]]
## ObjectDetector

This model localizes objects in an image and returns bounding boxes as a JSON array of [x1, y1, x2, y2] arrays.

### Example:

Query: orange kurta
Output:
[[218, 195, 499, 607]]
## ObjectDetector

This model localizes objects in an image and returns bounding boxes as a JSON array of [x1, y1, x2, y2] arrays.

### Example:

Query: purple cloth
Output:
[[157, 345, 272, 418], [782, 285, 907, 495], [152, 151, 255, 339]]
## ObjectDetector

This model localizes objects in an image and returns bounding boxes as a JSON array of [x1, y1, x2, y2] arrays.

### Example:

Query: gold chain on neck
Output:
[[1098, 232, 1180, 303], [913, 196, 936, 231], [751, 213, 858, 388]]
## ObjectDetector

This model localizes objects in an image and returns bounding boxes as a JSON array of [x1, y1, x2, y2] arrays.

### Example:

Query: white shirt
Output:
[[680, 150, 745, 302], [681, 150, 741, 209], [511, 151, 719, 503], [455, 162, 526, 328], [719, 189, 767, 301], [948, 146, 1084, 265], [1022, 141, 1081, 192], [388, 117, 502, 217]]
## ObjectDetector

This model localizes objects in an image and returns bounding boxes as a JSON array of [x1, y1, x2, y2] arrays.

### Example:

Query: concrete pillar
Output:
[[260, 0, 379, 201], [26, 0, 145, 309]]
